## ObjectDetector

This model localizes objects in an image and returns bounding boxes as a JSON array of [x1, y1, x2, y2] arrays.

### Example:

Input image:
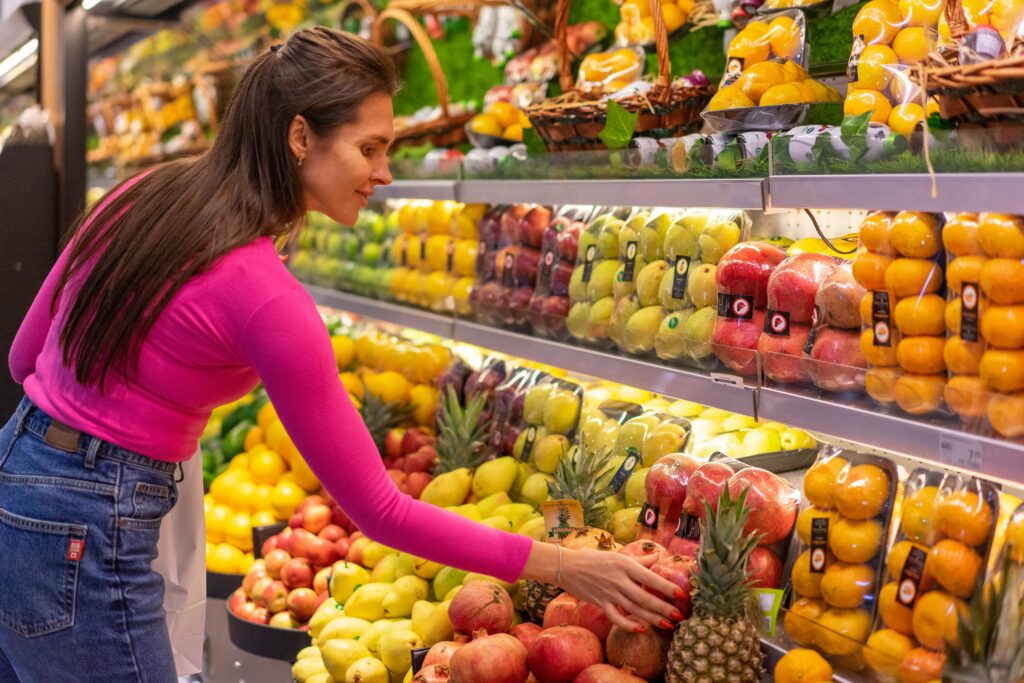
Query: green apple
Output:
[[742, 427, 783, 456]]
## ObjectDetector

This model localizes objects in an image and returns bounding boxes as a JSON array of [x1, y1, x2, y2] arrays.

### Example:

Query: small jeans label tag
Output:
[[67, 538, 85, 562]]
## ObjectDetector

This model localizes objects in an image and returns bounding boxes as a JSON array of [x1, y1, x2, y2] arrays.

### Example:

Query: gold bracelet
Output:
[[555, 544, 563, 587]]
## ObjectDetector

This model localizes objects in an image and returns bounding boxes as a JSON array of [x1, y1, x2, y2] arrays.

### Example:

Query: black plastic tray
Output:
[[712, 447, 820, 474], [207, 570, 244, 600], [226, 607, 310, 661]]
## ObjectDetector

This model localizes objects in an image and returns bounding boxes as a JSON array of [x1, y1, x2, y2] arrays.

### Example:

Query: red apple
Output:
[[404, 446, 437, 474], [666, 535, 700, 558], [261, 536, 278, 558], [333, 537, 351, 559], [269, 611, 299, 629], [248, 606, 270, 624], [313, 567, 331, 595], [262, 580, 288, 613], [384, 428, 405, 460], [305, 536, 340, 568], [242, 567, 268, 596], [548, 262, 574, 298], [557, 229, 580, 264], [803, 326, 867, 392], [541, 295, 570, 319], [280, 557, 314, 590], [726, 468, 800, 546], [746, 546, 783, 589], [767, 253, 837, 322], [645, 454, 701, 545], [507, 286, 535, 325], [716, 242, 788, 307], [649, 554, 696, 618], [759, 323, 812, 384], [401, 428, 433, 456], [543, 593, 579, 629], [286, 528, 314, 559], [227, 588, 248, 615], [286, 587, 319, 622], [288, 512, 303, 529], [249, 576, 274, 604], [296, 495, 325, 515], [302, 504, 332, 535], [315, 591, 329, 610], [405, 472, 432, 499], [232, 600, 257, 620], [500, 204, 530, 240], [264, 549, 291, 579], [318, 524, 346, 543], [346, 536, 369, 565], [521, 206, 552, 248], [387, 469, 407, 488], [682, 462, 735, 519], [712, 310, 766, 376], [514, 249, 541, 283]]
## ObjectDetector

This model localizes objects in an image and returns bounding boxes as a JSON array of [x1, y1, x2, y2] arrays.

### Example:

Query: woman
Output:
[[1, 27, 681, 681]]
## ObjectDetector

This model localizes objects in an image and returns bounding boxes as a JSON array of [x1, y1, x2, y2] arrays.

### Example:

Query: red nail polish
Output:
[[675, 588, 687, 599], [660, 619, 675, 630], [634, 625, 648, 634], [671, 610, 684, 621]]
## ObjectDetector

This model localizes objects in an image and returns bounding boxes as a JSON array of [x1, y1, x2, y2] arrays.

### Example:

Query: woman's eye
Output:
[[362, 146, 376, 157]]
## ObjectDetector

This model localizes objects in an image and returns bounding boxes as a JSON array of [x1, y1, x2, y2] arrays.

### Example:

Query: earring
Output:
[[297, 156, 304, 167]]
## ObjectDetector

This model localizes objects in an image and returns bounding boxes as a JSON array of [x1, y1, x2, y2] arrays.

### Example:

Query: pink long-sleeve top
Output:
[[8, 181, 532, 582]]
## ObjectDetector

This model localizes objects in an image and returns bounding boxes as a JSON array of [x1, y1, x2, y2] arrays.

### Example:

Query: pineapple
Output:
[[666, 487, 765, 683], [433, 385, 492, 475], [359, 387, 413, 455], [519, 579, 564, 624]]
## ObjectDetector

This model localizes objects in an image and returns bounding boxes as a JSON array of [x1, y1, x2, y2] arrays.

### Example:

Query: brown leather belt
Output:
[[44, 420, 84, 453]]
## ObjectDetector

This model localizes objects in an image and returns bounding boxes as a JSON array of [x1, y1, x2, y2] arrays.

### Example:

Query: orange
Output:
[[224, 511, 253, 552], [893, 294, 946, 336], [891, 212, 940, 258], [861, 291, 875, 326], [469, 114, 503, 137], [944, 375, 991, 420], [928, 539, 982, 598], [785, 598, 827, 646], [229, 480, 257, 513], [835, 464, 890, 520], [900, 485, 940, 544], [364, 370, 411, 403], [250, 483, 274, 512], [912, 590, 966, 650], [865, 629, 915, 677], [851, 44, 899, 91], [821, 562, 875, 608], [852, 0, 903, 43], [845, 88, 893, 125], [862, 328, 900, 367], [978, 213, 1024, 258], [860, 212, 896, 254], [330, 335, 356, 369], [937, 489, 994, 547], [981, 258, 1024, 305], [249, 449, 287, 485], [982, 306, 1024, 348], [946, 298, 988, 336], [243, 426, 264, 452], [899, 0, 944, 26], [706, 86, 756, 111], [981, 350, 1024, 393], [878, 582, 916, 634], [885, 258, 944, 298], [853, 251, 895, 290], [942, 213, 984, 256], [256, 402, 279, 432], [894, 373, 946, 415], [760, 83, 809, 106], [829, 517, 883, 563], [888, 539, 934, 584], [734, 61, 788, 103], [893, 26, 931, 63], [989, 392, 1024, 438], [899, 647, 946, 683], [792, 549, 825, 599], [766, 15, 802, 59], [207, 542, 245, 574], [804, 456, 850, 509], [897, 336, 946, 374], [944, 338, 985, 375], [774, 649, 833, 683], [946, 255, 986, 295], [866, 366, 904, 404], [814, 608, 872, 655], [728, 25, 771, 64], [205, 503, 233, 544], [889, 103, 926, 138], [486, 101, 520, 128], [797, 506, 837, 545]]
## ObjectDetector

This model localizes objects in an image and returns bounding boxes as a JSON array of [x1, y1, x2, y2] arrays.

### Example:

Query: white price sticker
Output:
[[938, 434, 983, 471], [710, 372, 745, 388]]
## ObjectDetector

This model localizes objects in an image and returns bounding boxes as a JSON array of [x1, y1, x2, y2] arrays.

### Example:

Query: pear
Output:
[[513, 462, 535, 499], [513, 427, 547, 460], [419, 468, 472, 507], [410, 600, 433, 637], [641, 423, 690, 467], [360, 619, 394, 653], [432, 567, 468, 601], [689, 417, 723, 437], [383, 575, 430, 617], [343, 583, 392, 621], [412, 599, 454, 646], [371, 555, 399, 583], [292, 658, 328, 683], [640, 214, 672, 262], [624, 467, 649, 508], [781, 428, 816, 450], [760, 421, 789, 432], [309, 598, 344, 640], [393, 553, 416, 578], [449, 503, 482, 521], [608, 296, 641, 347], [612, 507, 641, 544], [659, 267, 690, 310], [523, 384, 553, 425], [595, 420, 622, 453], [519, 472, 555, 505], [655, 308, 694, 359], [597, 220, 623, 258], [543, 389, 580, 435], [569, 266, 587, 301], [378, 629, 424, 675], [477, 491, 513, 517], [721, 414, 757, 432], [463, 572, 516, 593], [603, 494, 624, 517], [480, 515, 513, 531], [532, 434, 570, 474], [578, 412, 605, 452], [698, 221, 741, 264], [471, 456, 518, 499], [742, 427, 782, 456], [615, 414, 660, 458], [412, 556, 444, 579], [321, 639, 371, 682], [635, 260, 670, 307], [344, 657, 389, 683], [586, 260, 620, 301], [362, 542, 398, 569], [329, 563, 371, 605], [518, 516, 548, 541], [587, 297, 615, 339], [618, 221, 641, 259], [443, 585, 462, 602], [623, 305, 666, 353], [664, 220, 701, 260], [317, 615, 374, 646], [666, 399, 705, 418], [297, 645, 323, 661], [683, 305, 717, 359], [492, 503, 537, 531]]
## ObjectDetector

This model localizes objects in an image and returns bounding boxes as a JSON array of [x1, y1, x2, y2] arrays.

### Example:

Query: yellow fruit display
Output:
[[900, 486, 940, 544], [784, 598, 827, 646], [989, 392, 1024, 438], [774, 649, 833, 683], [897, 336, 947, 374], [792, 550, 825, 598], [886, 258, 944, 297], [894, 294, 945, 336], [912, 590, 965, 650], [804, 455, 849, 509], [845, 88, 893, 124], [835, 464, 890, 520], [707, 86, 756, 111], [759, 82, 808, 106], [797, 507, 837, 545], [894, 373, 946, 414], [829, 517, 883, 564], [928, 539, 982, 598], [899, 0, 944, 26], [981, 349, 1024, 393], [878, 582, 915, 634], [766, 15, 802, 59], [852, 0, 903, 43], [893, 26, 931, 63], [728, 24, 772, 65], [851, 45, 899, 91], [865, 629, 915, 677], [945, 374, 991, 419], [866, 366, 904, 403], [821, 562, 875, 608], [936, 489, 994, 547], [814, 608, 872, 655], [734, 61, 787, 102]]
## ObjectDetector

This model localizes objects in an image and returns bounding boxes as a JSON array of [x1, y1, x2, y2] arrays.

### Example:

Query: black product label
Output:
[[764, 309, 791, 337], [718, 293, 755, 320], [609, 447, 641, 493], [381, 238, 394, 266], [872, 291, 893, 347], [638, 502, 659, 530], [722, 57, 745, 86], [538, 250, 556, 291], [476, 240, 488, 276], [419, 235, 427, 263], [502, 251, 515, 288], [623, 241, 639, 282], [445, 240, 455, 273], [410, 647, 431, 674], [676, 514, 701, 539], [672, 256, 690, 300], [897, 546, 928, 607], [848, 35, 866, 83], [519, 426, 539, 462], [810, 518, 830, 574], [961, 282, 980, 342], [400, 240, 409, 267], [804, 306, 821, 354], [582, 244, 597, 282]]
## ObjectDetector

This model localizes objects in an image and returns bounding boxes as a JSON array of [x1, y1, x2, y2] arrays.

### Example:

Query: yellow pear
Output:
[[518, 516, 548, 541], [641, 423, 689, 467], [471, 457, 519, 499], [296, 645, 323, 661], [382, 576, 430, 618], [344, 657, 389, 683], [343, 583, 392, 621], [317, 615, 373, 646], [449, 503, 483, 521], [329, 563, 371, 605], [372, 554, 401, 583], [443, 585, 462, 601], [410, 600, 434, 639], [362, 542, 398, 569], [420, 468, 473, 507], [292, 657, 327, 683], [412, 556, 444, 579], [431, 567, 468, 601], [477, 491, 513, 517], [309, 598, 345, 639], [360, 619, 394, 652], [480, 515, 514, 531], [493, 503, 539, 531], [321, 639, 371, 681], [463, 572, 516, 593], [417, 600, 454, 646], [378, 629, 424, 675]]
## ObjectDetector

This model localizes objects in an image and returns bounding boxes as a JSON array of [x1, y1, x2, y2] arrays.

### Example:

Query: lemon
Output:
[[961, 0, 993, 23], [898, 0, 943, 26], [271, 480, 307, 520], [251, 510, 278, 528], [852, 0, 903, 44], [888, 102, 925, 137], [501, 124, 524, 142], [207, 542, 245, 574], [427, 201, 457, 236], [660, 2, 687, 30], [250, 449, 287, 485], [363, 371, 411, 404], [230, 480, 257, 512], [766, 15, 802, 59], [205, 503, 233, 543], [239, 553, 256, 574], [339, 372, 364, 400], [781, 59, 808, 82], [330, 335, 355, 369], [264, 419, 287, 453], [622, 0, 652, 17], [801, 78, 832, 102], [759, 82, 808, 106], [926, 96, 940, 116], [210, 469, 244, 504], [851, 44, 899, 91], [224, 512, 253, 552], [256, 402, 278, 432], [469, 114, 502, 137], [204, 493, 213, 513], [728, 26, 771, 65], [486, 101, 520, 129], [845, 88, 893, 124], [734, 61, 787, 103], [290, 454, 322, 493], [707, 86, 755, 111], [243, 426, 264, 452], [893, 26, 931, 63], [251, 483, 275, 511]]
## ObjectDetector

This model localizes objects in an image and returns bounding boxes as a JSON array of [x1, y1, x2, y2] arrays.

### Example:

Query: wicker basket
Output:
[[917, 0, 1024, 150], [524, 0, 714, 151]]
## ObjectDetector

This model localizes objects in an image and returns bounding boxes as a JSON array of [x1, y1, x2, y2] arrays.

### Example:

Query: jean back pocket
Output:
[[0, 508, 85, 637]]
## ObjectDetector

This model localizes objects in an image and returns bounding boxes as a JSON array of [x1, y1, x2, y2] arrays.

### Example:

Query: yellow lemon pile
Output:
[[614, 0, 695, 45], [707, 59, 841, 111], [579, 48, 645, 95], [468, 100, 531, 142]]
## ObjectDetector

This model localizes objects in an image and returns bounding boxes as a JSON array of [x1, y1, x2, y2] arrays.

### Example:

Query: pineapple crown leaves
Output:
[[433, 385, 494, 475], [948, 553, 1024, 679], [358, 388, 414, 455], [693, 486, 764, 619], [547, 444, 615, 528]]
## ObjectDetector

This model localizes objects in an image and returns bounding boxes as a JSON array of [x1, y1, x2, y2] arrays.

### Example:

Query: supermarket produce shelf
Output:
[[758, 386, 1024, 485], [767, 173, 1024, 213], [307, 285, 456, 338], [372, 180, 459, 201]]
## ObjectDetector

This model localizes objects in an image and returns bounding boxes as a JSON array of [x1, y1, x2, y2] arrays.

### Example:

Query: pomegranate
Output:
[[528, 626, 604, 683], [681, 462, 735, 519], [605, 625, 673, 679], [449, 632, 528, 683], [414, 664, 451, 682], [569, 601, 613, 643], [746, 546, 783, 589], [666, 535, 699, 558], [423, 636, 469, 667], [649, 554, 695, 617], [618, 541, 667, 563], [449, 581, 515, 634], [543, 593, 579, 628], [645, 454, 700, 546], [727, 468, 800, 546], [511, 623, 543, 652], [573, 664, 646, 683]]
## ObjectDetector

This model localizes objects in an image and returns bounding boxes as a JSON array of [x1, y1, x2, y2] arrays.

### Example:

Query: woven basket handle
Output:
[[944, 0, 969, 43], [373, 7, 451, 123]]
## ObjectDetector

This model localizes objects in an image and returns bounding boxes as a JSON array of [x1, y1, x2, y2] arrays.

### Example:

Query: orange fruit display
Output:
[[897, 336, 947, 374], [821, 562, 875, 608], [982, 306, 1024, 348], [865, 629, 915, 677], [829, 517, 883, 564], [852, 0, 903, 44], [814, 608, 873, 656], [892, 26, 931, 63], [791, 550, 825, 599], [853, 250, 895, 290], [804, 456, 849, 509], [845, 88, 893, 124], [860, 291, 875, 326], [946, 255, 987, 295], [859, 212, 896, 254], [900, 485, 940, 544], [774, 648, 833, 683], [784, 597, 827, 646], [887, 539, 934, 586], [890, 212, 940, 259], [862, 328, 900, 367], [797, 506, 837, 545], [912, 590, 966, 650], [893, 294, 946, 336], [894, 373, 946, 415], [942, 213, 984, 256], [835, 464, 890, 520], [936, 489, 994, 547], [980, 350, 1024, 393], [928, 538, 982, 598], [866, 366, 904, 404], [944, 337, 985, 376], [885, 258, 944, 298], [944, 375, 991, 420], [980, 258, 1024, 305], [767, 15, 802, 59], [977, 213, 1024, 258], [899, 647, 946, 683], [988, 392, 1024, 438], [878, 582, 915, 635]]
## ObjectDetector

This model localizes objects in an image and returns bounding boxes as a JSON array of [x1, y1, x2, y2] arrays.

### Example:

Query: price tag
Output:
[[710, 372, 744, 387], [938, 434, 983, 471]]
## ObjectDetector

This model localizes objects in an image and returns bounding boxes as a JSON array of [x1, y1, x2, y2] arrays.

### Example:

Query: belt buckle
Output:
[[45, 422, 81, 453]]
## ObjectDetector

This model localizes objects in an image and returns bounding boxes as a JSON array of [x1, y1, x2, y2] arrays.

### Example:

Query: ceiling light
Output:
[[0, 38, 37, 86]]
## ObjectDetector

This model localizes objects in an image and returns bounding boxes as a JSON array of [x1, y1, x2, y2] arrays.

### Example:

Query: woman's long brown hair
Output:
[[53, 27, 398, 390]]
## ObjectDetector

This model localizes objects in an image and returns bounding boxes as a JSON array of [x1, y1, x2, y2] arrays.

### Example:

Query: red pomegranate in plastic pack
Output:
[[803, 326, 867, 392], [605, 625, 673, 680], [712, 309, 766, 376], [758, 322, 813, 384], [726, 467, 800, 546], [746, 546, 784, 589], [815, 259, 865, 330], [527, 626, 604, 683], [573, 664, 646, 683], [766, 253, 838, 322], [681, 462, 735, 519], [715, 242, 788, 308], [644, 454, 700, 546], [450, 632, 529, 683]]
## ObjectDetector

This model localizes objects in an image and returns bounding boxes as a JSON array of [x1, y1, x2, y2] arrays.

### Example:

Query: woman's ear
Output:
[[288, 115, 311, 163]]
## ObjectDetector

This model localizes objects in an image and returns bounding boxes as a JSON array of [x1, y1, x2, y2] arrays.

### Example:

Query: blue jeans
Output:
[[0, 397, 179, 682]]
